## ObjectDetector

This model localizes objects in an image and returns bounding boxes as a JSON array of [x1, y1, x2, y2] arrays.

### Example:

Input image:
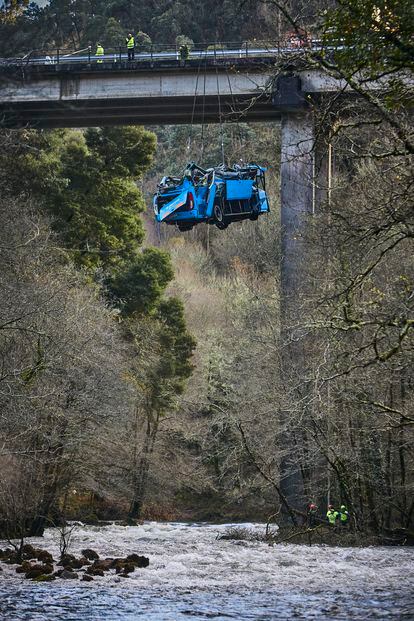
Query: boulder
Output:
[[126, 554, 149, 568], [26, 568, 46, 580], [58, 554, 77, 568], [110, 558, 123, 569], [71, 558, 88, 570], [33, 574, 56, 582], [36, 550, 54, 564], [0, 548, 13, 559], [86, 566, 105, 577], [114, 561, 126, 574], [25, 563, 53, 578], [21, 544, 36, 559], [16, 561, 32, 574], [122, 563, 135, 574], [81, 548, 99, 561], [82, 574, 94, 582], [60, 569, 79, 580], [90, 559, 113, 572], [78, 557, 90, 567]]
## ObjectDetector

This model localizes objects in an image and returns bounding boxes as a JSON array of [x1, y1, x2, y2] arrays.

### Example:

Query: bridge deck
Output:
[[0, 54, 346, 128]]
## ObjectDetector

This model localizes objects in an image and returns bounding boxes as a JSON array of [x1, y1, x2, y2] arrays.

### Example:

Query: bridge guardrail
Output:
[[0, 38, 322, 68]]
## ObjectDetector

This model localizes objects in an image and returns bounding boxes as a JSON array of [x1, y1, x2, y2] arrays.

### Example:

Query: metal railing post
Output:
[[88, 46, 91, 63], [150, 44, 153, 62], [246, 40, 248, 57], [119, 45, 122, 63], [56, 48, 60, 64], [214, 43, 216, 62]]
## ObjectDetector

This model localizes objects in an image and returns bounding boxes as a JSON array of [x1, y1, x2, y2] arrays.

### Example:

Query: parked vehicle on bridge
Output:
[[154, 162, 270, 231]]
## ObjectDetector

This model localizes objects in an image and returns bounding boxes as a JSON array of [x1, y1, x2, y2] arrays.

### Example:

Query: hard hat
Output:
[[309, 503, 316, 509], [328, 504, 333, 509], [341, 505, 346, 510]]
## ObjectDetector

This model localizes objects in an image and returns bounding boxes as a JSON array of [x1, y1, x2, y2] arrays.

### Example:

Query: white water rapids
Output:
[[1, 522, 413, 620]]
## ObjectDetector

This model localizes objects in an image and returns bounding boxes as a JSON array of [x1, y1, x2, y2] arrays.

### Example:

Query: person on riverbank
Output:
[[306, 502, 318, 528], [339, 504, 350, 527], [326, 505, 339, 527]]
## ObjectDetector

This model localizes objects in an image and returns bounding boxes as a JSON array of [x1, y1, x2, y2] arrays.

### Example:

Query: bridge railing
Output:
[[0, 39, 322, 68]]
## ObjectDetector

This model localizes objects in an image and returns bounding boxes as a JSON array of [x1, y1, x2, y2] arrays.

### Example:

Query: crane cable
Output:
[[225, 63, 244, 162], [200, 52, 207, 161], [188, 49, 206, 160], [215, 62, 225, 165]]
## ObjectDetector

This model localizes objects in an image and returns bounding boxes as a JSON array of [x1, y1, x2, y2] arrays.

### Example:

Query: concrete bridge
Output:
[[0, 52, 347, 127]]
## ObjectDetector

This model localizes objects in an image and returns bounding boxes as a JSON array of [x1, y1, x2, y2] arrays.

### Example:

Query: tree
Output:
[[0, 0, 28, 24], [103, 16, 124, 48], [1, 127, 156, 270], [127, 298, 196, 519], [110, 248, 174, 316]]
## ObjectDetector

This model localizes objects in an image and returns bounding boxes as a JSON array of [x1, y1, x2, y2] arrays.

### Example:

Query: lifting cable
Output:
[[188, 50, 205, 160], [200, 52, 207, 162], [215, 64, 225, 165], [225, 64, 244, 162]]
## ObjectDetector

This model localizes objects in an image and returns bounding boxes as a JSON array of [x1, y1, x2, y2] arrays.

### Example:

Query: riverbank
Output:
[[218, 524, 414, 547]]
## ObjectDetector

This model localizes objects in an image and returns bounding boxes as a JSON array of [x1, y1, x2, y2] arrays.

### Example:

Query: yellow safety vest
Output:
[[126, 36, 135, 49], [327, 510, 338, 525], [96, 45, 104, 63]]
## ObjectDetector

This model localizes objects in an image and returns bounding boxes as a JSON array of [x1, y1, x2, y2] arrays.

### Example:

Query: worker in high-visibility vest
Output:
[[96, 43, 104, 63], [126, 33, 135, 61], [340, 504, 350, 527], [326, 505, 339, 526], [179, 44, 190, 61]]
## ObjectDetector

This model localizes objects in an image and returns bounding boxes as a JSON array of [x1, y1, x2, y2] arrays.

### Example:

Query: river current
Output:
[[1, 522, 413, 620]]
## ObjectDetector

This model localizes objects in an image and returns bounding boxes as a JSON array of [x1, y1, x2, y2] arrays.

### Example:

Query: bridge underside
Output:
[[0, 94, 282, 128]]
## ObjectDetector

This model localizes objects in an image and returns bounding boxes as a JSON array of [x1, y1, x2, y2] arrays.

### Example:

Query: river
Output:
[[1, 522, 413, 620]]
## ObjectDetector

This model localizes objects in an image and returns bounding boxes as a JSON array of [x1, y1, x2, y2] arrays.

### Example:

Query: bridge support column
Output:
[[278, 111, 332, 515]]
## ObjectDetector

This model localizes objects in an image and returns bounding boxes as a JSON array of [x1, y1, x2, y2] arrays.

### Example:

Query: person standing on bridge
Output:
[[179, 44, 190, 62], [96, 43, 104, 63], [126, 33, 135, 61]]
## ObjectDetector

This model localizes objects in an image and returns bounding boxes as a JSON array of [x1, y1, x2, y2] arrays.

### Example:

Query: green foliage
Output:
[[103, 17, 124, 47], [136, 30, 152, 50], [2, 127, 156, 270], [176, 34, 194, 49], [156, 297, 196, 383], [110, 248, 174, 315], [84, 126, 156, 178], [322, 0, 414, 80], [0, 0, 28, 24]]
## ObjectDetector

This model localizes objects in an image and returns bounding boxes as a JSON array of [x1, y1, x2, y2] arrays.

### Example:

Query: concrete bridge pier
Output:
[[278, 109, 332, 514]]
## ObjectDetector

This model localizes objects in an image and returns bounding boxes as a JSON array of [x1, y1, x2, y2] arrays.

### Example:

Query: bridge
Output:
[[0, 47, 347, 128]]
